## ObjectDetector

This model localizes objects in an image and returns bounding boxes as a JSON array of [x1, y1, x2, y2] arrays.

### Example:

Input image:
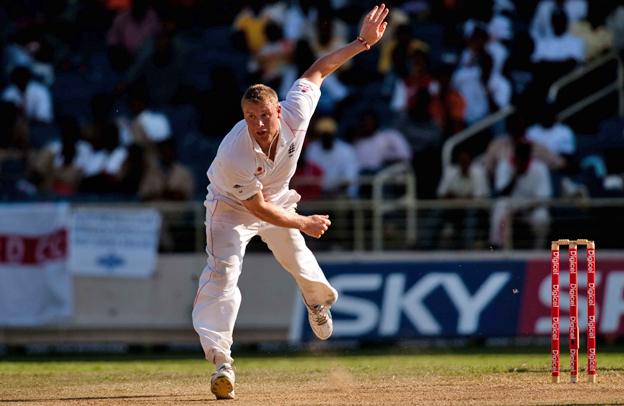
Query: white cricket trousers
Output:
[[192, 194, 338, 365], [489, 198, 550, 249]]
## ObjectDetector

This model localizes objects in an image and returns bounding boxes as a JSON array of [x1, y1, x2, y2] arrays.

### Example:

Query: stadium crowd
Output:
[[1, 0, 624, 249]]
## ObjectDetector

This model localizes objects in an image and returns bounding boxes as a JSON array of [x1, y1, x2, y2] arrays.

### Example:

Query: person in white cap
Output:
[[192, 4, 390, 400]]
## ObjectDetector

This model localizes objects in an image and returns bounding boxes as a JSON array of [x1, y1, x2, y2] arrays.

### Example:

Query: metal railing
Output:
[[70, 164, 417, 253], [547, 50, 624, 119], [441, 50, 624, 173], [441, 106, 515, 171], [371, 162, 417, 251], [70, 195, 624, 252]]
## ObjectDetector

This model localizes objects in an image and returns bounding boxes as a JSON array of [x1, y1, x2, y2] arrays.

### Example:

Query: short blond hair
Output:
[[241, 84, 278, 107]]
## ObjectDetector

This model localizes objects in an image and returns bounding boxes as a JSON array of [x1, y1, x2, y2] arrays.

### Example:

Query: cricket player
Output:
[[192, 4, 390, 400]]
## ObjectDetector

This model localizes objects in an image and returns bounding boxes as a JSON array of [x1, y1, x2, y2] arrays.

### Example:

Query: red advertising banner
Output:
[[519, 257, 624, 337]]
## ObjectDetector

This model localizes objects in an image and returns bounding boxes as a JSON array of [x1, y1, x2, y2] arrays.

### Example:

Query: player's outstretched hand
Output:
[[301, 214, 331, 239], [359, 3, 390, 48]]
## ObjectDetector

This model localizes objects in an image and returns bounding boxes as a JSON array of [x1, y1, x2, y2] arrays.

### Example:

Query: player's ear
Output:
[[277, 103, 282, 118]]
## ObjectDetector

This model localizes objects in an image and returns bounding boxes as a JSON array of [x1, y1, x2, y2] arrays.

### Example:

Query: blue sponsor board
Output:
[[290, 260, 527, 342]]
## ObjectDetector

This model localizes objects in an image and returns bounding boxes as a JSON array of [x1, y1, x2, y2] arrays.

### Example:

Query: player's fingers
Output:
[[368, 5, 378, 21], [373, 4, 386, 22], [380, 7, 389, 23], [380, 21, 388, 33]]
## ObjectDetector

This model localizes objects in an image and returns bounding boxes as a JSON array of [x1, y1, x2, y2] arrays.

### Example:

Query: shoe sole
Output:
[[211, 376, 235, 400]]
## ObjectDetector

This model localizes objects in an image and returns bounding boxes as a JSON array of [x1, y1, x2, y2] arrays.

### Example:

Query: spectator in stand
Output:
[[0, 102, 28, 154], [0, 101, 33, 197], [254, 20, 293, 89], [306, 116, 359, 198], [428, 64, 466, 138], [489, 141, 552, 250], [34, 115, 89, 196], [378, 23, 428, 78], [526, 102, 575, 166], [4, 26, 56, 86], [77, 121, 129, 194], [532, 9, 585, 63], [279, 39, 315, 98], [121, 85, 172, 146], [391, 51, 442, 159], [439, 150, 490, 203], [452, 51, 511, 124], [353, 110, 412, 175], [233, 0, 269, 55], [260, 0, 288, 25], [283, 0, 330, 41], [483, 112, 566, 177], [107, 0, 161, 71], [527, 9, 585, 105], [82, 92, 134, 149], [306, 7, 349, 60], [390, 49, 433, 118], [2, 65, 53, 124], [116, 143, 148, 196], [279, 38, 347, 114], [430, 0, 467, 49], [459, 25, 508, 76], [291, 144, 324, 201], [303, 7, 350, 112], [374, 0, 411, 47], [433, 149, 490, 249], [139, 138, 194, 201], [570, 1, 613, 60], [531, 0, 587, 40], [526, 102, 581, 196], [4, 29, 36, 78], [124, 21, 191, 106]]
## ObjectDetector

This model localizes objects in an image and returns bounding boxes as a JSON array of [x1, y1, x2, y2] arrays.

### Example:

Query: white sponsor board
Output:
[[69, 208, 161, 278], [0, 203, 71, 326]]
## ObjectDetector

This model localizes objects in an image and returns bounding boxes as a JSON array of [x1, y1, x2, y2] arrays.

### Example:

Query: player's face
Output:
[[242, 100, 281, 146]]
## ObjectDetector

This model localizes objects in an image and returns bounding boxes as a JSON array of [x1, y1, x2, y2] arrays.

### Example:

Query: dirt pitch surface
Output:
[[1, 350, 624, 405]]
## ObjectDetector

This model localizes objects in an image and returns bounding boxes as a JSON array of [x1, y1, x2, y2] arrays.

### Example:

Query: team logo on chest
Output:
[[287, 142, 296, 157]]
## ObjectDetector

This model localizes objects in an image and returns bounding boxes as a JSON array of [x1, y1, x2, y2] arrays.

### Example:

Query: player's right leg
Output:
[[192, 198, 257, 399], [259, 225, 337, 340]]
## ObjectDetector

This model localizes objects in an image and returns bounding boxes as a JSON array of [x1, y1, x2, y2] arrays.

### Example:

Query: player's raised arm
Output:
[[300, 3, 389, 87]]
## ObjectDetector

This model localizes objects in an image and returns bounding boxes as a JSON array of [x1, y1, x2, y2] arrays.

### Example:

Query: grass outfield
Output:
[[1, 347, 624, 405]]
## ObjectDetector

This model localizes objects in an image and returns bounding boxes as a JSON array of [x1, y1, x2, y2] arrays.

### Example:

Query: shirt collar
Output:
[[248, 121, 291, 156]]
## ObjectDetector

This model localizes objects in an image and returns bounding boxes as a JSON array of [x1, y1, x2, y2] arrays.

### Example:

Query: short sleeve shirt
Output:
[[206, 78, 321, 207]]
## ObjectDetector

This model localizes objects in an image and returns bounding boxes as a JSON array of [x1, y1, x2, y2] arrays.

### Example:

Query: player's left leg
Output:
[[258, 225, 338, 339], [192, 199, 257, 399]]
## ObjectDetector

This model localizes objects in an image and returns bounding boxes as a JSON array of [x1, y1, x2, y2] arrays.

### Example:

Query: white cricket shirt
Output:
[[206, 78, 321, 207]]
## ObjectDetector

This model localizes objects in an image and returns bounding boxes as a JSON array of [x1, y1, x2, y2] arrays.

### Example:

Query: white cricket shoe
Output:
[[211, 363, 235, 400], [307, 304, 333, 340]]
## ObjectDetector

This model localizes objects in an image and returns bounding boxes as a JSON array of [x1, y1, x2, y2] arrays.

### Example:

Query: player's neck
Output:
[[258, 131, 279, 160]]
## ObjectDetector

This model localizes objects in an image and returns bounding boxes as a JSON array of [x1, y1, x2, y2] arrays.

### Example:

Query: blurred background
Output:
[[0, 0, 623, 353]]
